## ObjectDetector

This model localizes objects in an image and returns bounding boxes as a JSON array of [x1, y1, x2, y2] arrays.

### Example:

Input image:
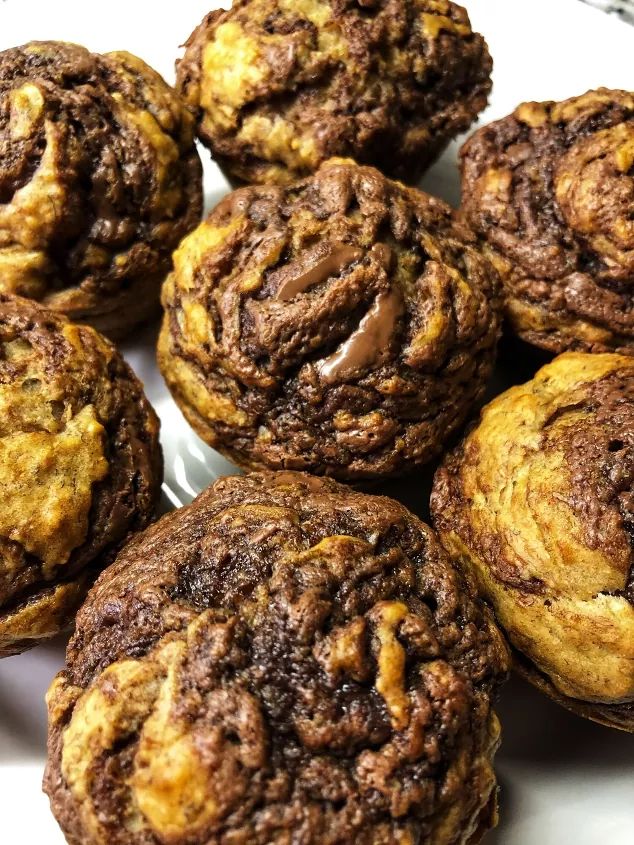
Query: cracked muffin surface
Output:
[[45, 470, 509, 845], [176, 0, 492, 185], [158, 158, 501, 481], [431, 352, 634, 731], [0, 293, 162, 656], [460, 88, 634, 354], [0, 40, 202, 337]]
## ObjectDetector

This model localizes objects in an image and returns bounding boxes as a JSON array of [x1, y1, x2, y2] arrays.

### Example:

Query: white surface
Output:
[[0, 1, 633, 843]]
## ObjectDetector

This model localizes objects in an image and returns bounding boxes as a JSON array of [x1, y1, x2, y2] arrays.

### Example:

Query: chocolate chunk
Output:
[[275, 243, 363, 301], [317, 287, 404, 383]]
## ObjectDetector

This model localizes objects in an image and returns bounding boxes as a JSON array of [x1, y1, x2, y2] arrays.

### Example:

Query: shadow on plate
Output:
[[0, 634, 68, 758], [496, 675, 634, 770], [486, 674, 634, 842]]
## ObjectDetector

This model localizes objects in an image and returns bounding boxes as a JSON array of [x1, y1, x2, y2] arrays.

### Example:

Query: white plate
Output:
[[1, 1, 633, 842]]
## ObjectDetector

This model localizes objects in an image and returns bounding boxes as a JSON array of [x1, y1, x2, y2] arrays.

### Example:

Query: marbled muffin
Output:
[[176, 0, 492, 185], [0, 294, 161, 656], [460, 88, 634, 354], [158, 158, 502, 481], [45, 470, 509, 845], [0, 41, 202, 337], [431, 352, 634, 731]]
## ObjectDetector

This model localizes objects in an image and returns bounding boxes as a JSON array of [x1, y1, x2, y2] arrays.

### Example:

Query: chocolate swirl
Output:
[[158, 158, 502, 481], [431, 352, 634, 731], [45, 471, 509, 845], [460, 88, 634, 354], [0, 294, 162, 657], [176, 0, 492, 185], [0, 41, 202, 337]]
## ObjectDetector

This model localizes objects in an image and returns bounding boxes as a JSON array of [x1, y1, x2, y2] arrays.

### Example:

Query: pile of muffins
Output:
[[0, 2, 632, 843]]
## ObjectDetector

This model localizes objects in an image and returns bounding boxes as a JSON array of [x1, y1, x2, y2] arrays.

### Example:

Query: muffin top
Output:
[[177, 0, 492, 185], [431, 352, 634, 730], [45, 471, 509, 845], [0, 41, 202, 336], [460, 88, 634, 353], [0, 294, 161, 655], [159, 158, 501, 480]]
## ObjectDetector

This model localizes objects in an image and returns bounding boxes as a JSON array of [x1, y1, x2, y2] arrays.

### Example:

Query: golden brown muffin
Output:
[[0, 294, 162, 656], [431, 352, 634, 731], [44, 470, 509, 845], [158, 158, 501, 481], [460, 88, 634, 354], [0, 41, 203, 338], [176, 0, 492, 185]]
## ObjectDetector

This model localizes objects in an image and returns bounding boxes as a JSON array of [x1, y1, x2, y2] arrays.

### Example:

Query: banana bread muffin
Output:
[[177, 0, 492, 185], [45, 470, 509, 845], [0, 41, 202, 337], [0, 294, 161, 656], [460, 88, 634, 354], [158, 158, 502, 481], [431, 352, 634, 731]]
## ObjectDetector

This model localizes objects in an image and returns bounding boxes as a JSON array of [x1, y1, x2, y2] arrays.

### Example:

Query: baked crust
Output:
[[176, 0, 492, 185], [0, 41, 203, 337], [431, 352, 634, 731], [158, 158, 501, 480], [460, 89, 634, 354], [0, 294, 162, 655], [44, 470, 509, 845]]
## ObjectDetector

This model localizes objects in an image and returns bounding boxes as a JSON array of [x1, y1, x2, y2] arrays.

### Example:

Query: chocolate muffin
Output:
[[158, 158, 502, 481], [45, 470, 509, 845], [460, 88, 634, 354], [431, 352, 634, 731], [0, 294, 161, 657], [176, 0, 492, 186], [0, 41, 202, 338]]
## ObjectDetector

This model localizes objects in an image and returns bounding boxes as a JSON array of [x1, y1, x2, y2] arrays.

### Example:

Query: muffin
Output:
[[176, 0, 492, 185], [0, 41, 203, 338], [431, 352, 634, 731], [45, 470, 509, 845], [158, 158, 501, 481], [0, 294, 162, 657], [460, 88, 634, 354]]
